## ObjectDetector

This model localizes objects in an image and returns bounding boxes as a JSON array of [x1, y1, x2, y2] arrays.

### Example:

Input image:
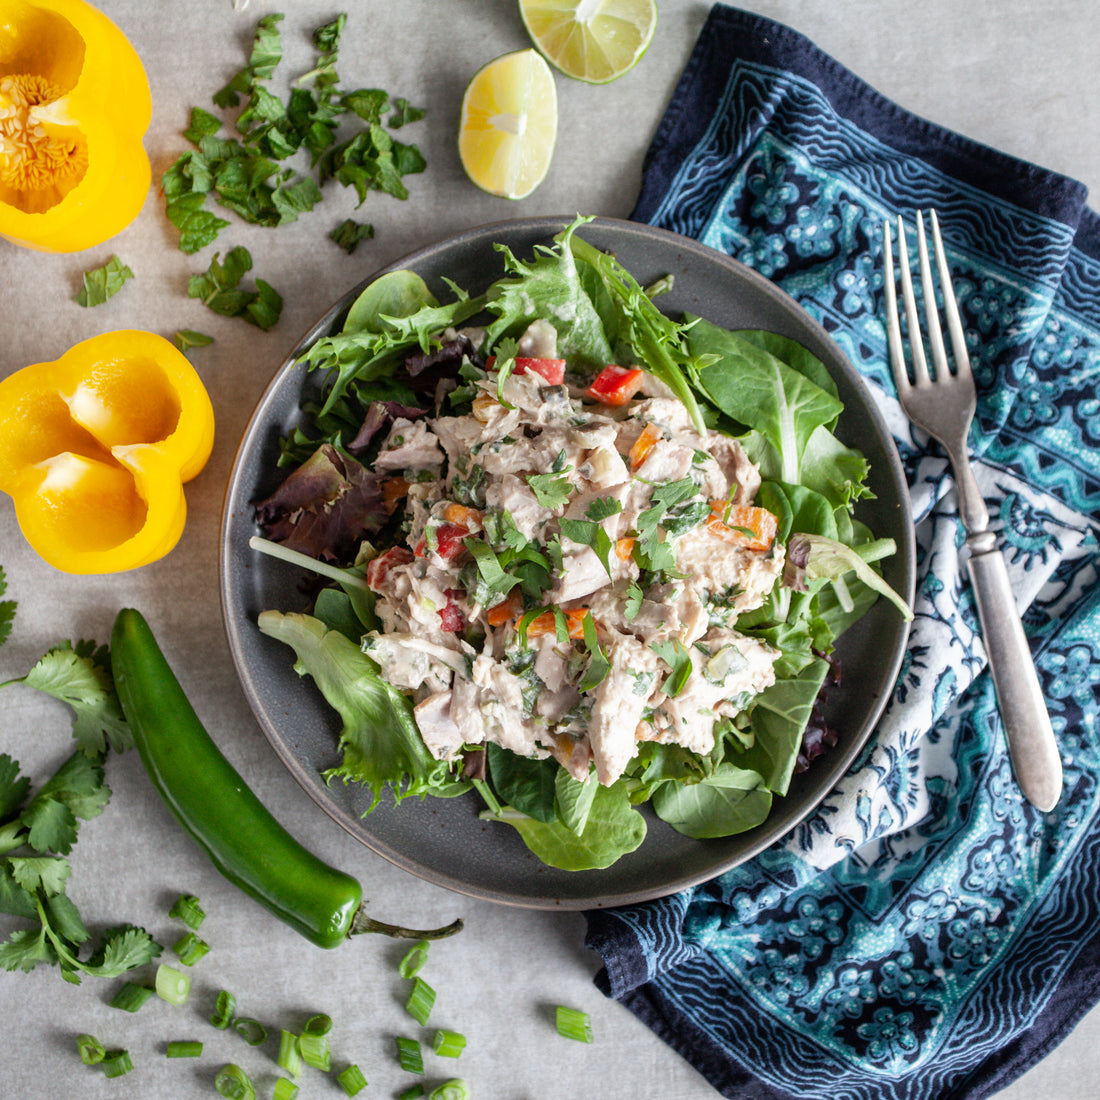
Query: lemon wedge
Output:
[[458, 49, 558, 200], [519, 0, 658, 84]]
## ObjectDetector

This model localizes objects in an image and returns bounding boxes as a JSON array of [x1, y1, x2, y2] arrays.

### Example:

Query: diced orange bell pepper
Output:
[[527, 607, 589, 640], [615, 536, 635, 561], [706, 501, 778, 552], [485, 587, 523, 627], [0, 330, 215, 573], [382, 476, 409, 512], [629, 422, 662, 470], [0, 0, 152, 252]]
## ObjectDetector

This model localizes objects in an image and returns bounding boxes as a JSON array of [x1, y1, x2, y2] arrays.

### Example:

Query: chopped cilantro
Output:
[[163, 11, 426, 261], [187, 246, 283, 331], [577, 613, 610, 692], [584, 497, 622, 521], [74, 256, 133, 307], [559, 518, 614, 579], [329, 218, 375, 253]]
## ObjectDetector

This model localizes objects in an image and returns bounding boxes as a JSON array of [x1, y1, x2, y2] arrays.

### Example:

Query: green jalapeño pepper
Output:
[[110, 608, 463, 949]]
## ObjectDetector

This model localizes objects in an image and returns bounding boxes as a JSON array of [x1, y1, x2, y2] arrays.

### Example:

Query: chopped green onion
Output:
[[337, 1063, 368, 1096], [211, 989, 236, 1029], [398, 939, 430, 979], [273, 1080, 299, 1100], [76, 1034, 105, 1065], [555, 1005, 594, 1043], [428, 1080, 470, 1100], [173, 931, 211, 966], [304, 1012, 332, 1035], [168, 893, 206, 929], [277, 1029, 302, 1077], [155, 963, 191, 1005], [215, 1063, 256, 1099], [395, 1036, 424, 1074], [232, 1016, 267, 1046], [166, 1040, 203, 1058], [398, 1087, 426, 1100], [432, 1029, 466, 1058], [110, 981, 154, 1013], [405, 976, 436, 1025], [100, 1049, 134, 1078], [297, 1030, 331, 1071]]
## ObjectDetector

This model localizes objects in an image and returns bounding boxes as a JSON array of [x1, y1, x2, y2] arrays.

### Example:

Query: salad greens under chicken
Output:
[[251, 216, 910, 871]]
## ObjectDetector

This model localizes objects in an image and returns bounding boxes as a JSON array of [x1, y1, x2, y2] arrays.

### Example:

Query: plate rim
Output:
[[219, 214, 916, 909]]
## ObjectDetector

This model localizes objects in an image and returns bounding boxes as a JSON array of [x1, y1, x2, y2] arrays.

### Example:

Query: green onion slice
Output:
[[211, 989, 236, 1029], [304, 1012, 332, 1035], [298, 1030, 331, 1071], [76, 1034, 105, 1065], [428, 1080, 470, 1100], [166, 1040, 203, 1058], [232, 1016, 267, 1046], [398, 939, 430, 979], [100, 1049, 134, 1078], [555, 1005, 594, 1043], [432, 1029, 466, 1058], [277, 1029, 302, 1077], [395, 1036, 424, 1074], [273, 1079, 300, 1100], [168, 893, 206, 929], [155, 963, 191, 1006], [173, 931, 211, 966], [215, 1063, 256, 1100], [405, 976, 436, 1025], [398, 1087, 426, 1100], [110, 981, 154, 1013], [337, 1063, 368, 1096]]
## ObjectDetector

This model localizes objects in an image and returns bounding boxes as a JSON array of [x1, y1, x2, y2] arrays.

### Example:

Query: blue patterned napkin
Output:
[[584, 7, 1100, 1098]]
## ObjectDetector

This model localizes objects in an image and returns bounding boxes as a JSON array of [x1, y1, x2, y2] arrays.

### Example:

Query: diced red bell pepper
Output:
[[366, 546, 414, 591], [415, 522, 469, 561], [438, 589, 466, 632], [485, 355, 566, 385], [586, 364, 645, 406]]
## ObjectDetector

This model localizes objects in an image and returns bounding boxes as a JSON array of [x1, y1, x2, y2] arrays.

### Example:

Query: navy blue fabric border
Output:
[[632, 5, 1090, 230]]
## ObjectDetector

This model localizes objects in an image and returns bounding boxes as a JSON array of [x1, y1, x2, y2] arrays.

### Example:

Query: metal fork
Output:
[[883, 210, 1062, 812]]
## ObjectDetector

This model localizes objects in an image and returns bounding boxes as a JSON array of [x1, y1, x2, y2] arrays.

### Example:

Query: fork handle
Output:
[[966, 535, 1062, 811]]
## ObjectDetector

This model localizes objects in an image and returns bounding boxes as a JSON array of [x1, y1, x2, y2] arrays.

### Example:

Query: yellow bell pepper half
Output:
[[0, 331, 215, 574], [0, 0, 152, 252]]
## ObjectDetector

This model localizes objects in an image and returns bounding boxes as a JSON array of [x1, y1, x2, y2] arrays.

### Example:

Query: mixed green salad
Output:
[[250, 216, 910, 871]]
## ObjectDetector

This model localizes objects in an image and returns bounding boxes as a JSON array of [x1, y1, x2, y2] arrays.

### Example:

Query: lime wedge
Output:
[[458, 49, 558, 200], [519, 0, 657, 84]]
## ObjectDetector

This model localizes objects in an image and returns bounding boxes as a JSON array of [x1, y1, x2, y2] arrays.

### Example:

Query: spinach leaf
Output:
[[480, 780, 645, 870], [651, 763, 772, 839], [486, 744, 557, 823]]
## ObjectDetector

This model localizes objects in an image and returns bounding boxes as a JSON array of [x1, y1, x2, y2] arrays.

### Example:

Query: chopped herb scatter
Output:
[[74, 255, 133, 307], [187, 246, 283, 330]]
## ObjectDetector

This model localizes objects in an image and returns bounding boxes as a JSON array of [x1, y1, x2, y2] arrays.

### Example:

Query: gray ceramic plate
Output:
[[220, 216, 915, 910]]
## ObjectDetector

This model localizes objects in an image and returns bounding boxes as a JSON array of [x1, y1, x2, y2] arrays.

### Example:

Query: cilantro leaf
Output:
[[0, 864, 37, 921], [526, 468, 573, 510], [0, 753, 30, 820], [12, 642, 131, 755], [74, 256, 133, 307], [0, 566, 14, 649], [578, 612, 610, 692], [22, 797, 78, 857], [585, 497, 622, 521], [81, 926, 162, 978], [559, 518, 615, 579], [0, 927, 52, 973], [652, 638, 693, 697], [8, 855, 72, 898]]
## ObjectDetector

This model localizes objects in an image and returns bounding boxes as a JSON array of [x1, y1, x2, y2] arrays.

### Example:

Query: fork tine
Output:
[[929, 209, 972, 380], [881, 219, 910, 395], [915, 211, 950, 380], [895, 216, 931, 385]]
